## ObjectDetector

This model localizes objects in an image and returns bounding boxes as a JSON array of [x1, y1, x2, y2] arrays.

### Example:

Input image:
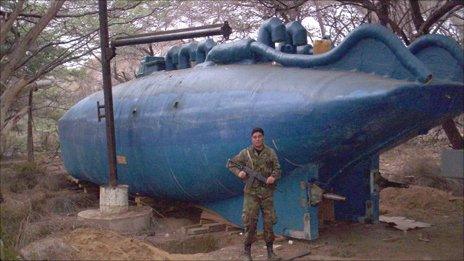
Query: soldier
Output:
[[228, 127, 281, 261]]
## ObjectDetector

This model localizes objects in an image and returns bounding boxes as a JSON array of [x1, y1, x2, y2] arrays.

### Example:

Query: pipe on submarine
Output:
[[112, 22, 231, 47], [323, 193, 346, 201]]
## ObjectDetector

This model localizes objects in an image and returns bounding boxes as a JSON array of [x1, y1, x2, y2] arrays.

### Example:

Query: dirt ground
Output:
[[1, 134, 463, 260]]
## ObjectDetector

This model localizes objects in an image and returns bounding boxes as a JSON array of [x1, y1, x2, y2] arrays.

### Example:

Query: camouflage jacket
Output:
[[228, 144, 281, 194]]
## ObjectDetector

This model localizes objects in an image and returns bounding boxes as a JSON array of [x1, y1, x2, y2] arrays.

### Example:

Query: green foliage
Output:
[[13, 161, 44, 176]]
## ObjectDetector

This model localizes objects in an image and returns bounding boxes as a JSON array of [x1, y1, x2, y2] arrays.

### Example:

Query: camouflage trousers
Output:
[[242, 192, 277, 245]]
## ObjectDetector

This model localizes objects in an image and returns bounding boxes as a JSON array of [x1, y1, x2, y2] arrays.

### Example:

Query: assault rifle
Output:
[[227, 159, 269, 187]]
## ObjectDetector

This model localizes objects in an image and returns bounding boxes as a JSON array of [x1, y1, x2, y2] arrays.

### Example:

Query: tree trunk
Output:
[[313, 0, 326, 38], [417, 1, 463, 37], [409, 0, 424, 32], [1, 77, 28, 124], [377, 0, 390, 26], [27, 89, 34, 162]]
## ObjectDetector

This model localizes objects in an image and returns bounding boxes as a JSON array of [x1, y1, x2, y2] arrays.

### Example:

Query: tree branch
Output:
[[0, 1, 142, 19], [408, 0, 424, 31], [417, 0, 463, 36], [0, 0, 65, 84], [0, 0, 25, 45]]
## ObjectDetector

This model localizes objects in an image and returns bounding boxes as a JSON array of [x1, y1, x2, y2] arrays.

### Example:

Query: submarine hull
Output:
[[59, 64, 464, 203]]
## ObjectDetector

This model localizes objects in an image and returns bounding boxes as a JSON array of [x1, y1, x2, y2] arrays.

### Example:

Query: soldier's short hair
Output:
[[251, 127, 264, 136]]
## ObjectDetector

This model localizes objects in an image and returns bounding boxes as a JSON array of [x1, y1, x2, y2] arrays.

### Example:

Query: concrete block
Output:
[[78, 206, 152, 234], [441, 149, 464, 179], [100, 185, 128, 214]]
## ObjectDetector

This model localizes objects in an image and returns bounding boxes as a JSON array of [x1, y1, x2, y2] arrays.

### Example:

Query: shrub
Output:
[[8, 162, 43, 193]]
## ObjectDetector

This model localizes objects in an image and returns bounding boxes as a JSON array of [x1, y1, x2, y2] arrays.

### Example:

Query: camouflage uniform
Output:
[[228, 144, 281, 245]]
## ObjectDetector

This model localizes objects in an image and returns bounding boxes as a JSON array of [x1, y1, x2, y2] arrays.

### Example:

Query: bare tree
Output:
[[333, 0, 463, 44]]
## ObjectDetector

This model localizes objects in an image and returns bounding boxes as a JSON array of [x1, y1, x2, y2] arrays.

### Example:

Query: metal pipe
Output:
[[323, 193, 346, 201], [112, 22, 232, 47], [98, 0, 117, 187], [97, 4, 232, 187], [116, 23, 226, 40]]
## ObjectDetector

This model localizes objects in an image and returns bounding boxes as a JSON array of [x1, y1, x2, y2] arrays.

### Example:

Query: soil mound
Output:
[[20, 227, 214, 260], [380, 185, 463, 217], [64, 228, 172, 260]]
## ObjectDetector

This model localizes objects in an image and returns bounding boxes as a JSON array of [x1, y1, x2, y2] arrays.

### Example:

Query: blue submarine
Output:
[[59, 18, 463, 240]]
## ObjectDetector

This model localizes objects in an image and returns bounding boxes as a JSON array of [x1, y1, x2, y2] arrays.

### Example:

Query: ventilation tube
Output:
[[279, 43, 296, 54], [206, 39, 255, 64], [165, 46, 181, 71], [297, 44, 313, 55], [409, 34, 464, 82], [409, 34, 464, 66], [256, 17, 286, 61], [249, 35, 431, 82], [196, 39, 216, 63], [280, 21, 308, 54], [178, 42, 198, 69], [286, 21, 307, 46], [136, 56, 166, 77], [207, 24, 432, 83], [257, 17, 286, 48]]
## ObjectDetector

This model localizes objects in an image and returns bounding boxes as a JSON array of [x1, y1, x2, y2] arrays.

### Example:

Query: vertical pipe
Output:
[[98, 0, 117, 186]]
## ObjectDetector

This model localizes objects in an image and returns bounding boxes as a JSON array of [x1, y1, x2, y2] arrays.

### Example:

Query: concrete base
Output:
[[100, 185, 129, 214], [78, 206, 152, 234], [441, 149, 464, 179]]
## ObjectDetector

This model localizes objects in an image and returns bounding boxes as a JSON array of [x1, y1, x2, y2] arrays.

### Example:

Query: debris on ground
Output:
[[382, 236, 401, 242], [262, 244, 282, 249], [380, 215, 431, 231], [418, 233, 431, 242]]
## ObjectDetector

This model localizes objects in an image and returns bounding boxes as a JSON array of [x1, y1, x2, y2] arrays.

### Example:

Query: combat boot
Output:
[[266, 242, 281, 260], [242, 243, 252, 261]]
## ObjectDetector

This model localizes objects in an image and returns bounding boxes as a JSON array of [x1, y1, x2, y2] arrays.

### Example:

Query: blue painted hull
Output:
[[59, 64, 463, 203], [59, 20, 464, 240]]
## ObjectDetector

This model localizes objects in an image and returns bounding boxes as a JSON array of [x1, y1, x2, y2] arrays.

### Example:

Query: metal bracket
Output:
[[97, 101, 106, 122], [307, 183, 346, 206], [308, 183, 324, 206], [108, 44, 116, 60]]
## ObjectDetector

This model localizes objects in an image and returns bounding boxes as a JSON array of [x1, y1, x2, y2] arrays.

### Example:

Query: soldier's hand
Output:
[[238, 171, 247, 179], [266, 176, 275, 184]]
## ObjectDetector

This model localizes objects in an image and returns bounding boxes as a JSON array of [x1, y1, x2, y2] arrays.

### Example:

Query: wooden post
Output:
[[442, 119, 464, 150]]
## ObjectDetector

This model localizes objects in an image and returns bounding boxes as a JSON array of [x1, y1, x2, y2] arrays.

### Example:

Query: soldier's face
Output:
[[251, 132, 264, 149]]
